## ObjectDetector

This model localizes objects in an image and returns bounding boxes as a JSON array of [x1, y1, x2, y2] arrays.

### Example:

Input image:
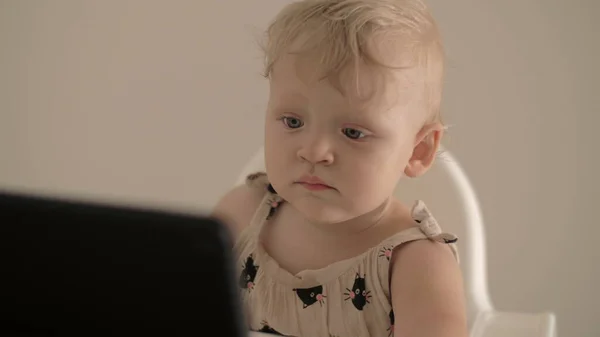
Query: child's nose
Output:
[[296, 136, 334, 165]]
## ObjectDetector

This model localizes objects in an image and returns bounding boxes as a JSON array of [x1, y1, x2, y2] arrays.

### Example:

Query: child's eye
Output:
[[342, 128, 365, 140], [282, 116, 304, 129]]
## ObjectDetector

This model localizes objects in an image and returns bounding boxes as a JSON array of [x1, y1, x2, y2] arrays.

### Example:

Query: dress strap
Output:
[[410, 200, 459, 262], [243, 172, 284, 237], [377, 200, 459, 260], [374, 200, 460, 299]]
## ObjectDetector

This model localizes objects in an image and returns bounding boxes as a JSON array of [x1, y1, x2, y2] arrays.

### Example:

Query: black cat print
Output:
[[240, 255, 259, 290], [294, 285, 327, 308], [344, 273, 372, 310]]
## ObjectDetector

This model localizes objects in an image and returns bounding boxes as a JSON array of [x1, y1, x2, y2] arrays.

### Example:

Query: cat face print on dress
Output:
[[259, 320, 283, 335], [387, 309, 395, 336], [239, 255, 259, 290], [294, 285, 326, 308], [344, 273, 371, 310], [379, 246, 393, 261]]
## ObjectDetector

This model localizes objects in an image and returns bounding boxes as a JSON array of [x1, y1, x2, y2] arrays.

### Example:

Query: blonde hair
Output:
[[261, 0, 445, 122]]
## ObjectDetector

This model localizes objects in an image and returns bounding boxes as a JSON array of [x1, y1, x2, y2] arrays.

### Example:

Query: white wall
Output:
[[1, 1, 597, 336]]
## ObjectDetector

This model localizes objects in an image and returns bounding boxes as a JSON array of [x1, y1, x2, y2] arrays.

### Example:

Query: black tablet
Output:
[[0, 190, 245, 337]]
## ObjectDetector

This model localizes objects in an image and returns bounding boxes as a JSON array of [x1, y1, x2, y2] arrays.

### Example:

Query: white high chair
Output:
[[237, 146, 557, 337]]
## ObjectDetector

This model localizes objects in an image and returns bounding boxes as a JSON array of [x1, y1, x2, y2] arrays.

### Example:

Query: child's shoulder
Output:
[[211, 172, 270, 241]]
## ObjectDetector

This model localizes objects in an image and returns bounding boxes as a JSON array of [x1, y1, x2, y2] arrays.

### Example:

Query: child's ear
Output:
[[404, 123, 444, 178]]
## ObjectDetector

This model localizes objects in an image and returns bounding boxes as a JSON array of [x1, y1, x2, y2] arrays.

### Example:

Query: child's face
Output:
[[264, 52, 432, 224]]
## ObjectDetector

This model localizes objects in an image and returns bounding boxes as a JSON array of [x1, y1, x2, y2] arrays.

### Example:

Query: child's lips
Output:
[[297, 182, 333, 191], [296, 175, 334, 191]]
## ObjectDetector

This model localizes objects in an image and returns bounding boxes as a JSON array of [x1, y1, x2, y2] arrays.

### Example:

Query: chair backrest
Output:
[[235, 146, 494, 327]]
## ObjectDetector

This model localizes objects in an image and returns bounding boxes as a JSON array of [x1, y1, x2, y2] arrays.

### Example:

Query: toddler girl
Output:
[[213, 1, 467, 336]]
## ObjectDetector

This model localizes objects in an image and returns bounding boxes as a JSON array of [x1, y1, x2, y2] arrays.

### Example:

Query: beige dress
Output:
[[234, 173, 459, 337]]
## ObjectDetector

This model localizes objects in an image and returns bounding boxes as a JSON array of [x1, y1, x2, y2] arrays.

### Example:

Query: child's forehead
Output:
[[270, 52, 424, 115]]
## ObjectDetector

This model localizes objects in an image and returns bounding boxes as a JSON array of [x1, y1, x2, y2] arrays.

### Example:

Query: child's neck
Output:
[[297, 197, 395, 238]]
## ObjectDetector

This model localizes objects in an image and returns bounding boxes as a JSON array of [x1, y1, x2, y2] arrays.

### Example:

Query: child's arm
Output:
[[211, 184, 266, 243], [390, 240, 468, 337]]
